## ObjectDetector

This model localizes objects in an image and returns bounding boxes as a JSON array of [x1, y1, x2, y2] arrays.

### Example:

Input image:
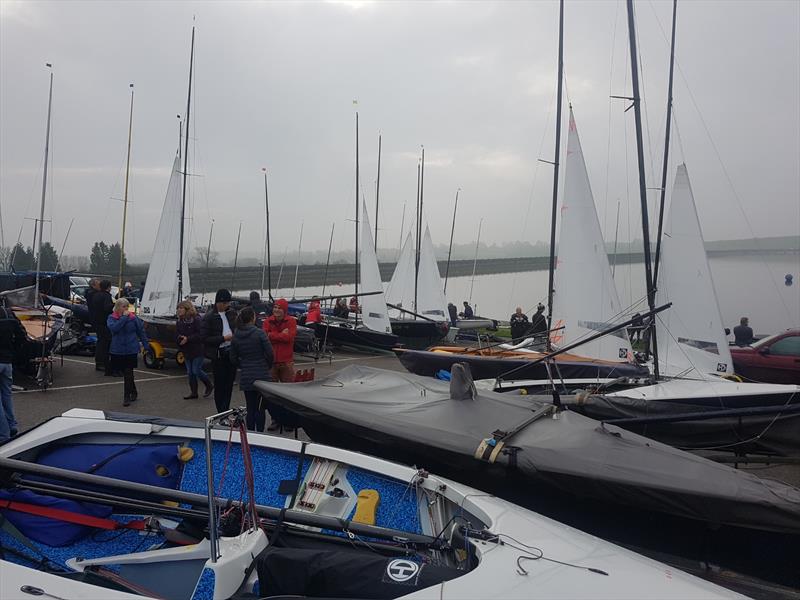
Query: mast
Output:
[[354, 112, 360, 324], [611, 200, 621, 277], [626, 0, 659, 378], [414, 148, 425, 315], [178, 25, 195, 303], [57, 218, 74, 272], [443, 188, 460, 294], [292, 221, 304, 298], [321, 222, 335, 298], [375, 134, 381, 250], [468, 218, 483, 304], [261, 168, 272, 299], [203, 220, 214, 304], [545, 0, 565, 351], [231, 222, 242, 288], [653, 0, 678, 288], [34, 63, 53, 305], [117, 83, 134, 293]]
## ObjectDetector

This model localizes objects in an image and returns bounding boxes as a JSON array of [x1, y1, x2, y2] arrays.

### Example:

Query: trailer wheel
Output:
[[144, 349, 163, 369]]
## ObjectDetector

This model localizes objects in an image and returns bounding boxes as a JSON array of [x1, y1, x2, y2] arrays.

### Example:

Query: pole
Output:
[[545, 0, 565, 352], [34, 65, 53, 304], [178, 26, 195, 303], [626, 0, 659, 379], [397, 201, 406, 260], [260, 168, 271, 298], [321, 222, 335, 298], [653, 0, 678, 288], [292, 221, 304, 298], [354, 112, 360, 325], [203, 220, 213, 304], [468, 218, 482, 304], [118, 84, 134, 293], [611, 200, 621, 277], [56, 218, 74, 272], [375, 134, 381, 251], [443, 188, 460, 294], [231, 222, 242, 289]]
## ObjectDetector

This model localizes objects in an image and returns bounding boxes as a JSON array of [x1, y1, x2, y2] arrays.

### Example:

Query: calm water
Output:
[[223, 254, 799, 337]]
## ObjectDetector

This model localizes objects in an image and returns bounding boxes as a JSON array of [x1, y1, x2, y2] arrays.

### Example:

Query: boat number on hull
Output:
[[384, 559, 420, 584]]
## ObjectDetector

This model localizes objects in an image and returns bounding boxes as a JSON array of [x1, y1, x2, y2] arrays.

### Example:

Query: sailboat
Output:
[[0, 407, 741, 600], [315, 201, 398, 351], [138, 29, 195, 369], [393, 111, 648, 383], [385, 229, 452, 348], [568, 165, 800, 455]]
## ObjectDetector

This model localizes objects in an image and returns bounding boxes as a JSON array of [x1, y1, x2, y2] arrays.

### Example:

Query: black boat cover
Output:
[[256, 365, 800, 535]]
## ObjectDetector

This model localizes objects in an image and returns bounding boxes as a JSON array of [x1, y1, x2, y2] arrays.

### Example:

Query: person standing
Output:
[[230, 307, 274, 432], [177, 300, 213, 400], [107, 298, 150, 407], [306, 297, 321, 325], [461, 301, 474, 319], [265, 298, 297, 383], [89, 279, 114, 374], [201, 289, 238, 413], [447, 302, 458, 327], [509, 307, 530, 341], [0, 304, 25, 441], [734, 317, 755, 346], [530, 303, 548, 336]]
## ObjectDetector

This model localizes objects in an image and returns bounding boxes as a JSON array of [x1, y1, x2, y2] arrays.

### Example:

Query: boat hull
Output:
[[314, 321, 398, 351], [395, 346, 649, 380], [390, 319, 449, 349]]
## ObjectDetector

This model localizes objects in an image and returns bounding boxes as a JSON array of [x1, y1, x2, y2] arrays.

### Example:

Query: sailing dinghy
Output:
[[0, 408, 741, 600], [567, 165, 800, 455]]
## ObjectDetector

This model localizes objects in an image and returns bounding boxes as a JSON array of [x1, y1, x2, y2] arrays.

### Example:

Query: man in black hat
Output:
[[200, 289, 238, 412]]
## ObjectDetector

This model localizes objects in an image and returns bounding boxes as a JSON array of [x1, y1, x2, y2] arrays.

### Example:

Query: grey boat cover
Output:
[[256, 364, 800, 534]]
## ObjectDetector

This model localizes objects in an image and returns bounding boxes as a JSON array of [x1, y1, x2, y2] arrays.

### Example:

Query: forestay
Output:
[[551, 109, 633, 362], [416, 226, 449, 321], [655, 164, 732, 378], [385, 232, 416, 314], [141, 154, 191, 316], [359, 202, 392, 333]]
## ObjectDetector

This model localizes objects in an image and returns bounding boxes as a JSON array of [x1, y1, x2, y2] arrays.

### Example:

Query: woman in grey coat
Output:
[[230, 307, 274, 431]]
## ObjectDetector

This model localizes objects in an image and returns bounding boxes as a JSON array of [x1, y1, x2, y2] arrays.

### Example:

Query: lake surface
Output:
[[222, 254, 799, 337]]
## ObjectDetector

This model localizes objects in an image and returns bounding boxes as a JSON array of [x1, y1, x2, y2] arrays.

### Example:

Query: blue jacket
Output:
[[107, 313, 150, 356]]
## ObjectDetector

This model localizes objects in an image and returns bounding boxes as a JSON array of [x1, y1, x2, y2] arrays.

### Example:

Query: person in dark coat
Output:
[[107, 298, 150, 407], [333, 298, 349, 319], [447, 303, 458, 327], [461, 301, 474, 319], [0, 304, 26, 441], [201, 289, 238, 413], [509, 307, 530, 341], [230, 307, 274, 432], [530, 303, 548, 336], [177, 300, 213, 400], [249, 291, 270, 327], [734, 317, 755, 346], [89, 279, 114, 374]]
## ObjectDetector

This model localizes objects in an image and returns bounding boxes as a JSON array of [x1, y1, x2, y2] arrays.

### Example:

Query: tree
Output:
[[0, 246, 10, 271], [10, 243, 35, 270], [90, 241, 127, 274], [90, 241, 109, 272], [39, 242, 59, 271]]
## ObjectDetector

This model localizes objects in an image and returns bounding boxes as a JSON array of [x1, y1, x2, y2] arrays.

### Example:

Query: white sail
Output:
[[386, 232, 416, 315], [416, 226, 449, 321], [655, 164, 732, 378], [141, 154, 191, 316], [551, 109, 633, 362], [359, 202, 392, 333]]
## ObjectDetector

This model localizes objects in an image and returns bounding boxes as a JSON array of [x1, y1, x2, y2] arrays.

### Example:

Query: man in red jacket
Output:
[[264, 298, 296, 383]]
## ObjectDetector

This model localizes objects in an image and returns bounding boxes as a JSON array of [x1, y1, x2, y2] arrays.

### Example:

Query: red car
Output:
[[730, 329, 800, 384]]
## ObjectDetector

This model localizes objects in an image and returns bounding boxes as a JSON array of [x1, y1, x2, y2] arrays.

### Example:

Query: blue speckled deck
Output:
[[180, 440, 421, 533], [0, 514, 164, 571]]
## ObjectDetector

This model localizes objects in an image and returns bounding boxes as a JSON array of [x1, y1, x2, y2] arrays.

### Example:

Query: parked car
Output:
[[730, 328, 800, 384]]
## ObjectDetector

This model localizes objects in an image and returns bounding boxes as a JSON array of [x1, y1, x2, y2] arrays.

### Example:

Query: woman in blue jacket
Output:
[[107, 298, 150, 406]]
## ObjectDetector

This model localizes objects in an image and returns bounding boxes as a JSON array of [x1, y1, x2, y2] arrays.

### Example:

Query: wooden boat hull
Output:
[[394, 345, 649, 380]]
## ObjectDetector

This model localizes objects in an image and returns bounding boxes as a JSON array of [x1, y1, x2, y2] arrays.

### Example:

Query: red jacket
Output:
[[264, 314, 297, 363], [306, 301, 321, 324]]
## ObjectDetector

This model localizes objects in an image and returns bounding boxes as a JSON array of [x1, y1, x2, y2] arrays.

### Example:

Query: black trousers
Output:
[[211, 354, 237, 414], [243, 390, 266, 432], [96, 330, 112, 373]]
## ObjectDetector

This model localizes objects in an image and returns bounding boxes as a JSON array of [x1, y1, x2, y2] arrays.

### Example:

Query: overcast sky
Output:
[[1, 0, 798, 263]]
